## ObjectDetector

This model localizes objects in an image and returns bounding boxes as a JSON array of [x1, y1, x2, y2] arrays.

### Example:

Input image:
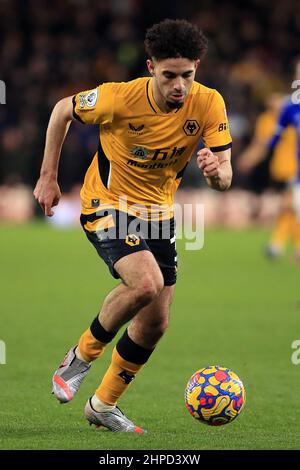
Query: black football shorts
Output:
[[80, 209, 177, 286]]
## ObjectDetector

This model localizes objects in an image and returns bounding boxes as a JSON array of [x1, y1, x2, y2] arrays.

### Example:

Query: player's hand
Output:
[[33, 177, 61, 217], [197, 148, 219, 178]]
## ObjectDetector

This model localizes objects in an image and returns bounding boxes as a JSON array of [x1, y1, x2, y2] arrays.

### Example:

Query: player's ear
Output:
[[147, 59, 155, 76], [195, 59, 200, 70]]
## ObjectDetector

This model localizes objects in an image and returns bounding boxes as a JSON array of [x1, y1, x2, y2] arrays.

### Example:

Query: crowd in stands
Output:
[[0, 0, 299, 225]]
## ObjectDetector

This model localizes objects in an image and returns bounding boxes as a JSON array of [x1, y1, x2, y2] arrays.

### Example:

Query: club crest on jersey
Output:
[[125, 234, 140, 246], [128, 123, 145, 134], [130, 146, 150, 160], [183, 119, 200, 136]]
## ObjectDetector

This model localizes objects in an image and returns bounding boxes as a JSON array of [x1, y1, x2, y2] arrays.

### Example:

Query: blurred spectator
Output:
[[47, 185, 82, 228], [0, 182, 34, 222]]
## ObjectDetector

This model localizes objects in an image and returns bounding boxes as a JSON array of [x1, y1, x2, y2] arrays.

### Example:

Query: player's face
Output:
[[147, 58, 199, 111]]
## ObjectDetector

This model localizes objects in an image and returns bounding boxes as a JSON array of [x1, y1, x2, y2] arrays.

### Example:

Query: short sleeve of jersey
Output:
[[202, 90, 232, 151], [72, 83, 116, 125]]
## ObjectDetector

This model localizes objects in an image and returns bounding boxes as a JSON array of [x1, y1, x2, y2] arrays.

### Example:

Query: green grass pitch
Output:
[[0, 222, 300, 450]]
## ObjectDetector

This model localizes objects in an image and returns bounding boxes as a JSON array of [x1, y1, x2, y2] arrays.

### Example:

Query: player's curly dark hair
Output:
[[144, 19, 208, 61]]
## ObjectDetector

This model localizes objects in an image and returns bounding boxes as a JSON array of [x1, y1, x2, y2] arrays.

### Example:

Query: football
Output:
[[185, 366, 246, 426]]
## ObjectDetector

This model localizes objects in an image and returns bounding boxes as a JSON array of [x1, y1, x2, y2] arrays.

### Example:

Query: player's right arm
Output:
[[33, 96, 74, 216], [34, 84, 115, 216]]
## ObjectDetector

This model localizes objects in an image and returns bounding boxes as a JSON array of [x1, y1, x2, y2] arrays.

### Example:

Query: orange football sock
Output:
[[78, 316, 117, 362], [96, 347, 144, 405], [78, 328, 107, 362]]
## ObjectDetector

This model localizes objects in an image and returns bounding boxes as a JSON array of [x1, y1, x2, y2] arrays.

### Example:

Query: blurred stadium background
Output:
[[1, 0, 300, 227], [1, 0, 300, 451]]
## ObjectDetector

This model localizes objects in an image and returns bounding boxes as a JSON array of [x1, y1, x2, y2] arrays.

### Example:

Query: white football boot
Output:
[[52, 346, 91, 403], [84, 398, 146, 433]]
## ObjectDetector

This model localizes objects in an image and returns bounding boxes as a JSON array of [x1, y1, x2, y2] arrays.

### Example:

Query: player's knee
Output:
[[135, 274, 164, 306]]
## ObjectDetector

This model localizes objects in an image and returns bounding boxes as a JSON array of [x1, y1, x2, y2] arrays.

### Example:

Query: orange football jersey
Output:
[[73, 77, 232, 219]]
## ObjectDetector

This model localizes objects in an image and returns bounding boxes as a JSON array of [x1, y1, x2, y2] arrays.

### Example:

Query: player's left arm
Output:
[[200, 90, 232, 191], [197, 147, 232, 191]]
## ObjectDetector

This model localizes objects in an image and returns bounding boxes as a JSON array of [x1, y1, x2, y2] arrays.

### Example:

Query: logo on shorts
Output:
[[125, 234, 140, 246], [91, 198, 100, 207]]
